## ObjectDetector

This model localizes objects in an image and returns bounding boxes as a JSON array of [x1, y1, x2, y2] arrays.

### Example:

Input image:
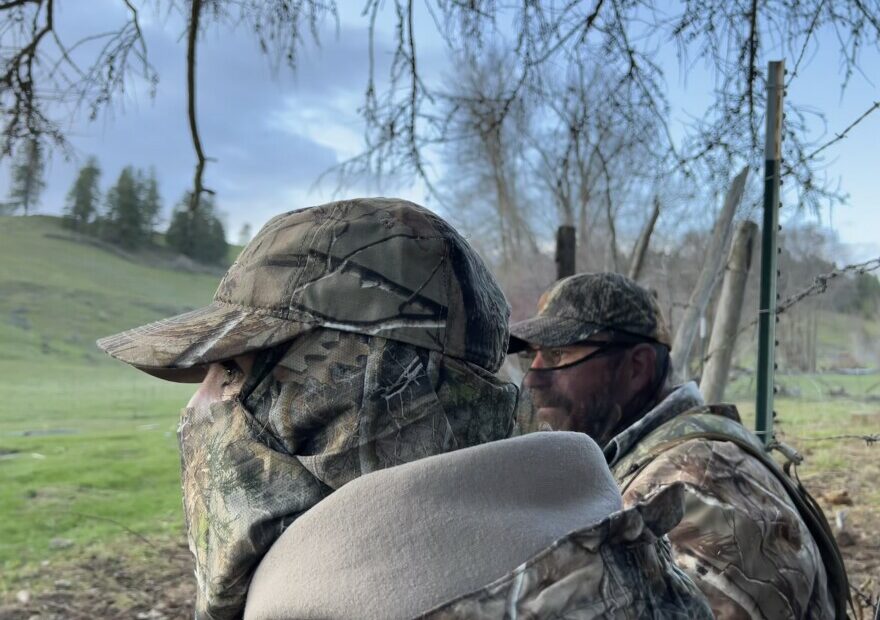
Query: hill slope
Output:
[[0, 216, 229, 577], [0, 215, 225, 364]]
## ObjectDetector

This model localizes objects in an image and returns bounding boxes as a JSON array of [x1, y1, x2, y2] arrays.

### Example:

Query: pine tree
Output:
[[166, 193, 229, 265], [237, 223, 252, 246], [853, 273, 880, 318], [139, 167, 162, 241], [102, 166, 148, 249], [63, 157, 101, 232], [7, 138, 46, 215]]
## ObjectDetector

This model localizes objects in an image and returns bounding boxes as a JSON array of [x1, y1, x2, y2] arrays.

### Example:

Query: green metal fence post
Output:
[[756, 60, 785, 446]]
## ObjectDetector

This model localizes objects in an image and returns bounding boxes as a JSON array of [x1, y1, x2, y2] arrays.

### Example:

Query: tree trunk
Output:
[[808, 308, 818, 373], [604, 193, 619, 272], [671, 166, 749, 379], [556, 225, 576, 280], [628, 196, 661, 282], [700, 220, 757, 402]]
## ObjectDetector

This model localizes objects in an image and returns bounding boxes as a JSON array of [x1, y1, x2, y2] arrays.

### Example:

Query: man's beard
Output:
[[531, 354, 624, 447], [530, 376, 626, 447]]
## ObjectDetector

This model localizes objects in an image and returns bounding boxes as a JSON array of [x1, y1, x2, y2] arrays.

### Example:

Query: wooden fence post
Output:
[[700, 220, 758, 402], [670, 166, 749, 378], [628, 197, 661, 282], [556, 225, 576, 280]]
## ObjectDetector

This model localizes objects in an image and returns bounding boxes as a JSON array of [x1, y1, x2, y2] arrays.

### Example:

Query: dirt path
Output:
[[0, 541, 194, 620], [799, 439, 880, 618]]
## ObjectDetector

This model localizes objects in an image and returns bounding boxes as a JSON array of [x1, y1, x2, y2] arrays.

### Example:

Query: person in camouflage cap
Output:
[[510, 272, 673, 444], [99, 200, 711, 619], [511, 272, 842, 619]]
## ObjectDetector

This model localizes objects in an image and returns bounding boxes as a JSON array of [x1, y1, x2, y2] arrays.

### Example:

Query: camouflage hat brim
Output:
[[507, 316, 602, 354], [96, 302, 314, 383]]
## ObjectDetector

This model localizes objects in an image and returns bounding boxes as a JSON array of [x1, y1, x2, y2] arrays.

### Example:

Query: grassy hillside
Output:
[[727, 309, 880, 373], [0, 215, 226, 587], [0, 215, 226, 364]]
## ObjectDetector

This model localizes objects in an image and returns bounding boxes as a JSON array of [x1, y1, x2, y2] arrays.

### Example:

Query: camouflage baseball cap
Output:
[[97, 198, 510, 381], [508, 272, 671, 353]]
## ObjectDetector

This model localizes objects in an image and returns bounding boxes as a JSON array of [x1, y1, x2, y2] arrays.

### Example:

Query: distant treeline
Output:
[[1, 141, 229, 266], [62, 158, 229, 265]]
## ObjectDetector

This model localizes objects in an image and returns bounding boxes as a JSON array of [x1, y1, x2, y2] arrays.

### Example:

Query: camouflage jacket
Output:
[[245, 432, 713, 619], [422, 484, 712, 619], [607, 383, 835, 619]]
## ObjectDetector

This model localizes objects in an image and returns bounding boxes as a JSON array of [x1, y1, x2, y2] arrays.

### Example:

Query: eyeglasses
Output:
[[517, 340, 636, 372]]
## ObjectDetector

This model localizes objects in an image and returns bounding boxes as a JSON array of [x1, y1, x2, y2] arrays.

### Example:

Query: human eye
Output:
[[543, 349, 564, 367], [221, 360, 243, 384]]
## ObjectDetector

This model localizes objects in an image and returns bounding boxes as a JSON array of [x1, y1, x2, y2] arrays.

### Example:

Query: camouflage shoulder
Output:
[[420, 483, 712, 619], [611, 406, 762, 486]]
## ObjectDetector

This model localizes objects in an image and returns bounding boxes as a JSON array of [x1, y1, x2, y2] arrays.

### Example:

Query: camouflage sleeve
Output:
[[621, 438, 834, 620], [422, 483, 714, 620]]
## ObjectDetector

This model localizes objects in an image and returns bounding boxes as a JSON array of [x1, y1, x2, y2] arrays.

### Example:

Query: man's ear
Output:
[[627, 343, 658, 394]]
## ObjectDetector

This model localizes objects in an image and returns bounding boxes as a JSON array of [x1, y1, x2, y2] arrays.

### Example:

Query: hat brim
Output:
[[96, 302, 314, 383], [507, 316, 603, 354]]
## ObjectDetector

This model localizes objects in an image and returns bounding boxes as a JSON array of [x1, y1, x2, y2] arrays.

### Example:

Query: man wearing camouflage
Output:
[[510, 272, 844, 619], [98, 200, 712, 619]]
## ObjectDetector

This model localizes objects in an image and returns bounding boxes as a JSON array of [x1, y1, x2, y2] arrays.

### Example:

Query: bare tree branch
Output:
[[529, 0, 606, 66], [787, 0, 827, 85], [746, 0, 760, 148], [594, 144, 619, 271], [1, 0, 156, 157], [0, 0, 39, 10], [0, 0, 55, 153], [186, 0, 212, 212], [628, 196, 661, 281]]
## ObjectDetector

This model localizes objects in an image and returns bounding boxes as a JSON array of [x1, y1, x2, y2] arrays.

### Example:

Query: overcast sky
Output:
[[4, 1, 879, 260]]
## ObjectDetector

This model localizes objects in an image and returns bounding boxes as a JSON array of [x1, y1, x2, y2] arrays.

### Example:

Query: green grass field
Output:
[[0, 216, 221, 592], [1, 214, 878, 600]]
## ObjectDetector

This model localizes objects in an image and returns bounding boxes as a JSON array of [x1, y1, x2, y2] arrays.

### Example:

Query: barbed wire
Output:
[[701, 255, 880, 365], [775, 255, 880, 316], [785, 433, 879, 446], [784, 101, 880, 173]]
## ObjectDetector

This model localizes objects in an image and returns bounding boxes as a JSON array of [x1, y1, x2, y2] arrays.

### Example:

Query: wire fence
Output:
[[701, 255, 880, 367]]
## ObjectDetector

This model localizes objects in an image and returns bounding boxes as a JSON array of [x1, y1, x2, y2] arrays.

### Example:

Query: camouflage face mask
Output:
[[178, 328, 518, 620]]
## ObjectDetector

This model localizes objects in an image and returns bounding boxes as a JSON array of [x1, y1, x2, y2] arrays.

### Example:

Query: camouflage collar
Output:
[[604, 381, 704, 466]]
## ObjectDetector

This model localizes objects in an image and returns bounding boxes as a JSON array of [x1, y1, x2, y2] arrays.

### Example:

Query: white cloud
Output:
[[269, 96, 364, 161]]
